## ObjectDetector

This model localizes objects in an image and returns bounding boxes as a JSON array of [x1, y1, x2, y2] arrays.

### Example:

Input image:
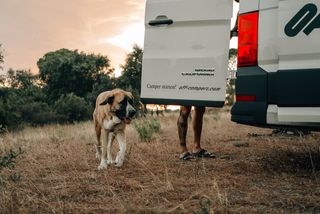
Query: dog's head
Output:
[[100, 90, 136, 124]]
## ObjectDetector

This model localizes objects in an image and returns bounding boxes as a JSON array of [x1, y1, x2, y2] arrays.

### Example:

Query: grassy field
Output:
[[0, 109, 320, 213]]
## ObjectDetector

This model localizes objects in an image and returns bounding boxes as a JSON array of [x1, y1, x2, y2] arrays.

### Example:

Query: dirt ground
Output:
[[1, 109, 320, 213]]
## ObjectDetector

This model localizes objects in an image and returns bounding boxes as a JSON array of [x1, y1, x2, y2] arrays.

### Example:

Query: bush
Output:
[[0, 148, 23, 170], [133, 118, 161, 142], [148, 118, 161, 133], [53, 93, 93, 122], [0, 148, 23, 185], [30, 112, 68, 125], [20, 102, 49, 123], [0, 93, 21, 129], [0, 86, 51, 129], [0, 91, 65, 128]]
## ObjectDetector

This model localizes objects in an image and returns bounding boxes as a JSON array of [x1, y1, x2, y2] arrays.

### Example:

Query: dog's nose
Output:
[[128, 109, 136, 118]]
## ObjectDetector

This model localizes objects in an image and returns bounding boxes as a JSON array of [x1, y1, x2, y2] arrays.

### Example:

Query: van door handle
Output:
[[148, 15, 173, 26]]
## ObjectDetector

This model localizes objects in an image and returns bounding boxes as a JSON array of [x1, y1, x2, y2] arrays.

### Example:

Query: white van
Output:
[[141, 0, 320, 129]]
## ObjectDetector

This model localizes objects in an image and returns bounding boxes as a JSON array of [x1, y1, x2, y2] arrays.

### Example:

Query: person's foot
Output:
[[179, 152, 193, 161], [192, 149, 216, 158]]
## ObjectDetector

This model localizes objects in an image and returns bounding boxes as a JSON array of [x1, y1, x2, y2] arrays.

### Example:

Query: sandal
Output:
[[193, 149, 216, 158], [179, 152, 193, 161]]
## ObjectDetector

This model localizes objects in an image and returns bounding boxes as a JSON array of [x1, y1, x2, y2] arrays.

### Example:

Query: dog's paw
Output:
[[97, 163, 108, 170], [115, 162, 123, 167], [107, 160, 114, 165]]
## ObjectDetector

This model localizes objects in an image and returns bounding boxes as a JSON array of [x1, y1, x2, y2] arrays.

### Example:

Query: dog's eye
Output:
[[120, 98, 127, 105]]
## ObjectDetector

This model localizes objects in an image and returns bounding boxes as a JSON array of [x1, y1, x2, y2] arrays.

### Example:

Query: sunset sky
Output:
[[0, 0, 238, 76]]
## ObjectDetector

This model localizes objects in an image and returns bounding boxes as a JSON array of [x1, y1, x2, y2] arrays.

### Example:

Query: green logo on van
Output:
[[285, 3, 320, 37]]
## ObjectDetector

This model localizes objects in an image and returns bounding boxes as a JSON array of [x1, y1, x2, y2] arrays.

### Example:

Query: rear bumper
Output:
[[231, 66, 320, 128], [231, 66, 268, 125], [231, 101, 267, 125]]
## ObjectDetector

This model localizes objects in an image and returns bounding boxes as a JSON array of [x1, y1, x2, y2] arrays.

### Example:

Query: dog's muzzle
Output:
[[124, 105, 136, 124], [128, 109, 136, 118]]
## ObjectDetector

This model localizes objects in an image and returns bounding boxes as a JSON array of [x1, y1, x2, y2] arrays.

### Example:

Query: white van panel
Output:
[[278, 0, 320, 70], [259, 0, 278, 10], [141, 0, 233, 105], [258, 0, 279, 73], [145, 0, 233, 22], [239, 0, 259, 14]]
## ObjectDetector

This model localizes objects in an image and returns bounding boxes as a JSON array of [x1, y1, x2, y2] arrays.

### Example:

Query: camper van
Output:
[[141, 0, 320, 129]]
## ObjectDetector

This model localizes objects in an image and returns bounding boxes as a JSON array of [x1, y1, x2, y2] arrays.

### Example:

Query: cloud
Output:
[[0, 0, 146, 73], [102, 22, 144, 50]]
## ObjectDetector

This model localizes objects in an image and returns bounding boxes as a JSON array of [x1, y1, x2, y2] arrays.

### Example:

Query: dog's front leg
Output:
[[98, 129, 110, 170], [107, 132, 115, 165], [115, 132, 126, 167], [94, 144, 101, 160]]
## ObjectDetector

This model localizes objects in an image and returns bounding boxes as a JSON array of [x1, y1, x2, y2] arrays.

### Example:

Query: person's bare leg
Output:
[[177, 106, 191, 153], [192, 106, 205, 153]]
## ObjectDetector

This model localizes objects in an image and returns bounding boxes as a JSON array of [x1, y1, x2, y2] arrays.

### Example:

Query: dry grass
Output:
[[1, 109, 320, 213]]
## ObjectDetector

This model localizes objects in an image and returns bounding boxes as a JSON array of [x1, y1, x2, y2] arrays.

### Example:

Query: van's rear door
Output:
[[277, 0, 320, 107], [141, 0, 233, 107]]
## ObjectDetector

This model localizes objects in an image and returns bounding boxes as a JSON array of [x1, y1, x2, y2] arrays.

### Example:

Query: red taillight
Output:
[[238, 12, 259, 67], [236, 95, 256, 102]]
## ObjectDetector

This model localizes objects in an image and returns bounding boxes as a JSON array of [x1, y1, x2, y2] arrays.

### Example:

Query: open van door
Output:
[[141, 0, 233, 107]]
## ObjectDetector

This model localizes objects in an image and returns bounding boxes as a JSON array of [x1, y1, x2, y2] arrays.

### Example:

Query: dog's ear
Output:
[[100, 95, 115, 106]]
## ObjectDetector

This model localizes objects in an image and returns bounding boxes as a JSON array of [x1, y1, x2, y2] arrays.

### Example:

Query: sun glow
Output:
[[103, 22, 144, 50], [100, 21, 145, 76]]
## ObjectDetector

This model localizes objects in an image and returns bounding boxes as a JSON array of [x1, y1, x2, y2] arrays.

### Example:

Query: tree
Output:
[[53, 93, 92, 122], [116, 45, 143, 106], [117, 45, 143, 94], [37, 48, 112, 102], [0, 69, 50, 129], [228, 48, 238, 72], [226, 48, 238, 105], [86, 72, 115, 106], [6, 69, 37, 88]]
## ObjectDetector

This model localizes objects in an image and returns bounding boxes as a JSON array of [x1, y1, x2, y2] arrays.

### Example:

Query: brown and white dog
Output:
[[93, 89, 136, 170]]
